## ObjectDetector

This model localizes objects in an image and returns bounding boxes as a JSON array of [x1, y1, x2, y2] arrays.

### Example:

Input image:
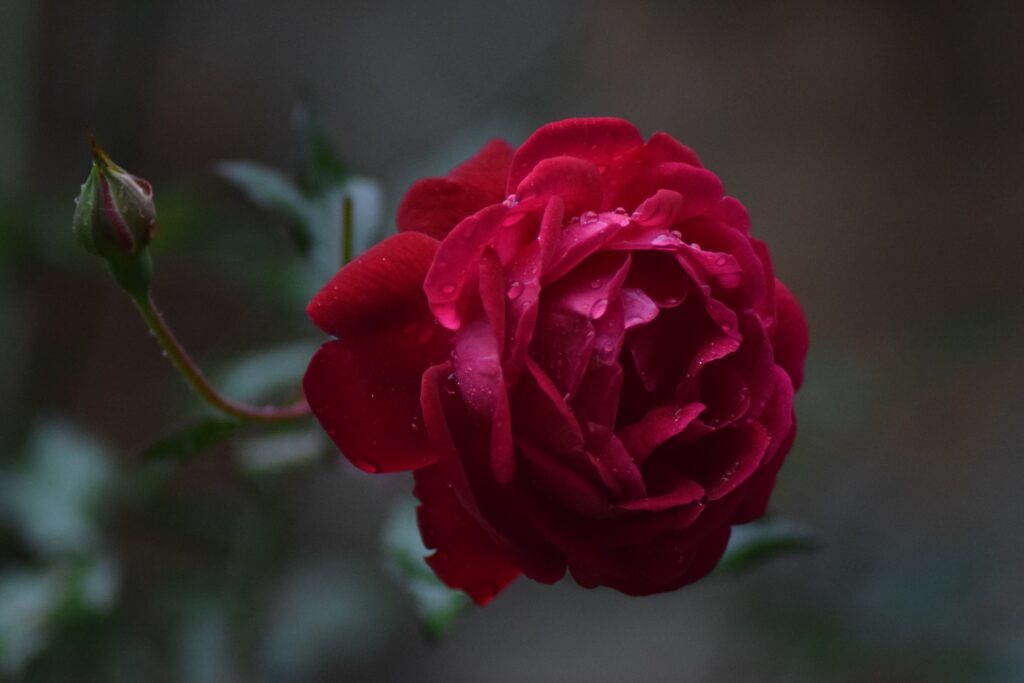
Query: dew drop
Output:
[[613, 206, 628, 215], [441, 283, 457, 295], [590, 298, 609, 319], [589, 279, 602, 290], [410, 416, 422, 432], [506, 280, 524, 300], [670, 230, 683, 240], [502, 194, 519, 207], [443, 372, 459, 394], [651, 234, 678, 247], [714, 255, 728, 266], [580, 211, 598, 225]]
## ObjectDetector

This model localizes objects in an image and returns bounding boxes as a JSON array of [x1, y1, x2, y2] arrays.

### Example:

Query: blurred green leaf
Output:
[[381, 498, 470, 639], [215, 161, 313, 252], [0, 558, 119, 676], [715, 518, 817, 575], [143, 418, 241, 462], [1, 420, 114, 557], [216, 340, 318, 404], [262, 561, 397, 679], [233, 428, 325, 476], [293, 100, 349, 197]]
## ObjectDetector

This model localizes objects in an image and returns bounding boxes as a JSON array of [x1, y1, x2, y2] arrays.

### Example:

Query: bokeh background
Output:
[[2, 1, 1023, 681]]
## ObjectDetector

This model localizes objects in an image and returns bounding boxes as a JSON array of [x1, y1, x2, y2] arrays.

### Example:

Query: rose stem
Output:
[[341, 195, 354, 265], [131, 291, 311, 423]]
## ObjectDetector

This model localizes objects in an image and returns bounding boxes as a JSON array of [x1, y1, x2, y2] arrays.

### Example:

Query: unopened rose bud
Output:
[[73, 138, 159, 259], [72, 138, 159, 298]]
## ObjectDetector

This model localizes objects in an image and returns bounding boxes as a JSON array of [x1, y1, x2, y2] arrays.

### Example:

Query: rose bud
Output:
[[304, 118, 809, 604], [73, 138, 159, 260]]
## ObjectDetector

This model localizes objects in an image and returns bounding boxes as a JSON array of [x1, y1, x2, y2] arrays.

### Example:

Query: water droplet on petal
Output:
[[670, 230, 683, 240], [443, 372, 459, 394], [652, 234, 679, 247], [580, 211, 598, 225], [507, 280, 524, 300], [410, 416, 422, 432], [714, 255, 728, 266], [441, 283, 456, 295], [613, 207, 628, 215], [590, 298, 609, 319], [589, 279, 602, 290], [502, 194, 519, 207]]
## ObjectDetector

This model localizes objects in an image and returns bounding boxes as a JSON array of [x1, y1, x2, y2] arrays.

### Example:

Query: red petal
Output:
[[448, 138, 514, 196], [396, 179, 496, 240], [303, 232, 448, 473], [618, 402, 705, 463], [515, 156, 604, 217], [306, 231, 439, 338], [644, 131, 702, 166], [414, 464, 520, 605], [771, 280, 809, 390], [304, 338, 439, 473], [396, 139, 512, 240], [507, 117, 645, 193]]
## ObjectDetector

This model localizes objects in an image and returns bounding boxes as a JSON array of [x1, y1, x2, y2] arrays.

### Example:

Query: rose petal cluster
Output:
[[304, 118, 808, 603]]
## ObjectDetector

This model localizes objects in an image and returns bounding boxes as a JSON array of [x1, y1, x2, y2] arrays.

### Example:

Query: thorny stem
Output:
[[132, 291, 310, 423]]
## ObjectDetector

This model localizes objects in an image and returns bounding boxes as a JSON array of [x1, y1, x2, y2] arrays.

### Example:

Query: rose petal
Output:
[[397, 139, 512, 240], [448, 138, 514, 196], [507, 117, 645, 194], [616, 163, 723, 223], [304, 232, 447, 473], [304, 338, 439, 473], [515, 156, 604, 217], [686, 423, 771, 501], [307, 231, 439, 338], [771, 280, 810, 390], [420, 363, 566, 583], [644, 131, 702, 167], [414, 463, 520, 605], [424, 204, 507, 330], [618, 402, 706, 463]]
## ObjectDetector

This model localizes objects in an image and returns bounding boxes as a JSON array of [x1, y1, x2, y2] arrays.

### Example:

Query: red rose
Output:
[[304, 118, 808, 603]]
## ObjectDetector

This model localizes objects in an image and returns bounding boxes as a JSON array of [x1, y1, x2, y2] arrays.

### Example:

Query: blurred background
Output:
[[2, 1, 1023, 681]]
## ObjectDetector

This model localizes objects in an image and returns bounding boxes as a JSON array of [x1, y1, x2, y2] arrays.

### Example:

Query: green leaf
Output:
[[143, 418, 241, 462], [293, 100, 348, 197], [715, 518, 817, 575], [1, 420, 114, 557], [215, 161, 313, 252], [215, 341, 318, 404], [381, 498, 470, 639], [233, 428, 326, 476]]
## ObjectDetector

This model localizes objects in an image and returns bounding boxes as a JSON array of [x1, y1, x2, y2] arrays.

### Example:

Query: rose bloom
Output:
[[304, 118, 808, 603]]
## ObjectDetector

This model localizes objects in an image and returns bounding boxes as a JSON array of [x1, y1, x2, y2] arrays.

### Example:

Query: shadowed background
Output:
[[2, 1, 1022, 681]]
